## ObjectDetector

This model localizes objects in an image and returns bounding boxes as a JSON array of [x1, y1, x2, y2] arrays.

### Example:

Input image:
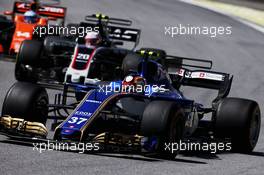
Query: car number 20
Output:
[[77, 53, 90, 61]]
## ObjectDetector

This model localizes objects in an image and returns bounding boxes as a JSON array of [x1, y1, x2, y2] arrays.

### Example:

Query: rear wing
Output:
[[12, 1, 66, 24], [108, 26, 140, 44], [166, 56, 233, 100], [80, 14, 141, 49], [85, 14, 133, 26], [134, 49, 232, 102], [165, 55, 212, 70]]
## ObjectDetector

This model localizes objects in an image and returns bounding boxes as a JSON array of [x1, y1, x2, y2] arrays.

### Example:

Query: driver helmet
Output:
[[85, 31, 102, 47], [122, 75, 147, 94], [24, 10, 38, 23]]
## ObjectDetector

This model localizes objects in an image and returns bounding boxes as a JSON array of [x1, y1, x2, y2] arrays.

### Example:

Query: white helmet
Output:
[[24, 10, 38, 23], [85, 31, 101, 47]]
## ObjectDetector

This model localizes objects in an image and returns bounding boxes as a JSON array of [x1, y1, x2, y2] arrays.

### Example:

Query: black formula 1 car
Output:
[[14, 13, 141, 87], [0, 49, 261, 158]]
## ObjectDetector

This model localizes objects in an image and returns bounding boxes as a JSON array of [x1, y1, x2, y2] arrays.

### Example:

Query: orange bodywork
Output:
[[9, 15, 47, 54]]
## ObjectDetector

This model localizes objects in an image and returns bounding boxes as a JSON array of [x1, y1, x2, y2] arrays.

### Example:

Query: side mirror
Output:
[[4, 11, 13, 15]]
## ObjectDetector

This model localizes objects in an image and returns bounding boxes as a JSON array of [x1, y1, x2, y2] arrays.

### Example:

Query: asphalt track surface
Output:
[[1, 0, 264, 175]]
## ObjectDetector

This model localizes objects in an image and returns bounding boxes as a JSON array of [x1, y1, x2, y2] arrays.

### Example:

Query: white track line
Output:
[[179, 0, 264, 34]]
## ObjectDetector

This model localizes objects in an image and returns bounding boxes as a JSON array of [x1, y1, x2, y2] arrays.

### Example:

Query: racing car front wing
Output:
[[0, 115, 47, 138]]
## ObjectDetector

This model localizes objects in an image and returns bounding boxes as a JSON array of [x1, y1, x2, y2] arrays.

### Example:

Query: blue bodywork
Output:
[[55, 52, 201, 142], [55, 81, 197, 141]]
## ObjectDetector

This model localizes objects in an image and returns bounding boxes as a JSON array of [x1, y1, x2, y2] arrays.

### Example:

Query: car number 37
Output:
[[68, 117, 88, 124]]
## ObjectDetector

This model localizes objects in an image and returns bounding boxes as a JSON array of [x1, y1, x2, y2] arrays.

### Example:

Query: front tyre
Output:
[[2, 82, 49, 125], [15, 40, 43, 82], [141, 101, 186, 159]]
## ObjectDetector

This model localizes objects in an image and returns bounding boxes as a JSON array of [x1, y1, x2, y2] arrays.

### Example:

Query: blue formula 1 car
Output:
[[0, 49, 261, 158]]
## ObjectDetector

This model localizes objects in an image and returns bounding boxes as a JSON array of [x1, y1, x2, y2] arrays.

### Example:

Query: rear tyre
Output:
[[2, 82, 49, 125], [15, 40, 42, 82], [215, 98, 261, 153], [141, 101, 186, 159]]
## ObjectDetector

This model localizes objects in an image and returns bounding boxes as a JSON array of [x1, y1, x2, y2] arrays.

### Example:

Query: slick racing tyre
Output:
[[214, 97, 261, 153], [15, 40, 42, 82], [17, 40, 43, 65], [141, 101, 186, 159], [2, 82, 49, 125]]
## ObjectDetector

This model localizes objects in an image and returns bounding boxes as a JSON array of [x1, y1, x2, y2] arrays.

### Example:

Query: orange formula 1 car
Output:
[[0, 0, 66, 58]]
